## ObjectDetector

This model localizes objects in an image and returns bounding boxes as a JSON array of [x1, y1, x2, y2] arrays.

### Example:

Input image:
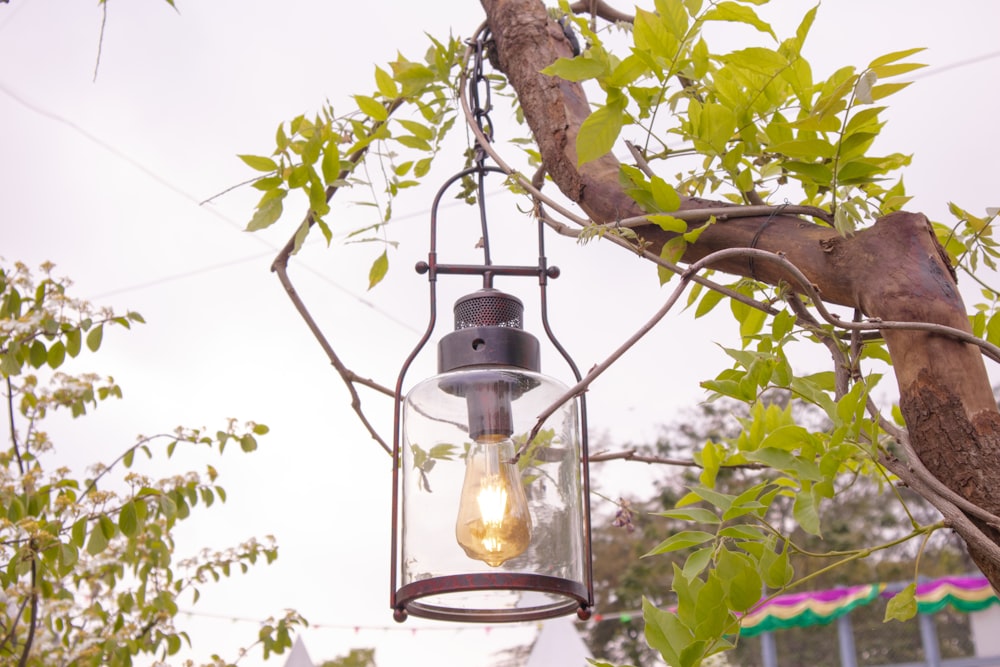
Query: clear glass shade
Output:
[[396, 367, 588, 622]]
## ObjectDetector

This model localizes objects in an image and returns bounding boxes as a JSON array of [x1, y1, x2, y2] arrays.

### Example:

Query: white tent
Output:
[[282, 636, 316, 667], [525, 617, 593, 667]]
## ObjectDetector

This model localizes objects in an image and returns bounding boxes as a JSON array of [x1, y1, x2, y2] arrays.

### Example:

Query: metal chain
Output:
[[469, 33, 494, 166]]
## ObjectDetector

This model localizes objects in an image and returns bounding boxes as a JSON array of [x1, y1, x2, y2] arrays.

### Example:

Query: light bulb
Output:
[[455, 435, 532, 567]]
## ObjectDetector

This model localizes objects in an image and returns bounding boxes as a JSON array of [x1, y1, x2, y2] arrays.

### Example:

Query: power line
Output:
[[0, 81, 426, 334], [913, 49, 1000, 80]]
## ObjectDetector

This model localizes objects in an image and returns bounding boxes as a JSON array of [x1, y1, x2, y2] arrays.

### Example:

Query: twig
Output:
[[271, 261, 393, 454], [269, 101, 403, 456], [0, 594, 30, 657], [6, 378, 23, 475], [92, 2, 107, 83], [567, 0, 634, 24], [521, 246, 1000, 455], [17, 560, 37, 667], [589, 448, 765, 469]]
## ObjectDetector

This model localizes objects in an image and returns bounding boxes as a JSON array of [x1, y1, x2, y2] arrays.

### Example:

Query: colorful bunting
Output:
[[592, 575, 998, 638], [739, 584, 884, 637], [902, 576, 1000, 615]]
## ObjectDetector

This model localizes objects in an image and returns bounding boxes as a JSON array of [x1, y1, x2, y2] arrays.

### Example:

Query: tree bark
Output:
[[480, 0, 1000, 588]]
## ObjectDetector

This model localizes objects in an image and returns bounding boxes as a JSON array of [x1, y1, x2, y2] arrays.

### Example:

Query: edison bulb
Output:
[[455, 436, 532, 567]]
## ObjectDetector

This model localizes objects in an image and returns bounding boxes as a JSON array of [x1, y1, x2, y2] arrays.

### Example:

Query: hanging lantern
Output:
[[391, 279, 593, 622], [389, 30, 593, 623]]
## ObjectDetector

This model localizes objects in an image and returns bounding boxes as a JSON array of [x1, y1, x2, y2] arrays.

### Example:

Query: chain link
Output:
[[469, 33, 494, 165]]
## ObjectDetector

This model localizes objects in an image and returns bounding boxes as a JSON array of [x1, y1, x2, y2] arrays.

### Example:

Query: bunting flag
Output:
[[733, 576, 998, 638], [901, 576, 1000, 615], [739, 584, 885, 637], [591, 575, 999, 639]]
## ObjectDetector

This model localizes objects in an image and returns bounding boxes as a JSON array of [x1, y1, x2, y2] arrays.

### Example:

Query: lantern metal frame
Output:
[[389, 160, 595, 623]]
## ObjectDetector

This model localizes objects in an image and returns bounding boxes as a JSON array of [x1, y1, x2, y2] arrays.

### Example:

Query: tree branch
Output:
[[269, 102, 404, 456], [482, 0, 1000, 585]]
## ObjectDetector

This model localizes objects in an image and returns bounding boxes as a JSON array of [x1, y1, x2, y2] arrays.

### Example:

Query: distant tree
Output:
[[319, 648, 377, 667], [0, 261, 302, 666]]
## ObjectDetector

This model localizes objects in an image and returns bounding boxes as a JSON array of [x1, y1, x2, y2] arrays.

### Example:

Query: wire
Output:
[[913, 49, 1000, 80], [0, 0, 32, 35], [178, 608, 539, 634], [0, 81, 425, 334]]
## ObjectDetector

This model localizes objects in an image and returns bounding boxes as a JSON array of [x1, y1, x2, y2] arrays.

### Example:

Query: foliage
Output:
[[587, 400, 975, 666], [319, 647, 377, 667], [240, 34, 466, 287], [240, 1, 1000, 667], [0, 261, 302, 666]]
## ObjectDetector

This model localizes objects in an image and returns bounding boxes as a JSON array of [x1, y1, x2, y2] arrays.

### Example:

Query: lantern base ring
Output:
[[394, 572, 592, 623]]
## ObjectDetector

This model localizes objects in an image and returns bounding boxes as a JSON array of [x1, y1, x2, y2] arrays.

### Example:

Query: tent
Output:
[[525, 616, 593, 667]]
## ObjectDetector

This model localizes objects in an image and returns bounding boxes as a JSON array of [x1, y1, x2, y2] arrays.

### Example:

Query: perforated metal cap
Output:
[[438, 288, 539, 373], [453, 289, 523, 329]]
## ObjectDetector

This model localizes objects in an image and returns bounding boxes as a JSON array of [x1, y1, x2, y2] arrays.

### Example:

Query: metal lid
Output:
[[453, 288, 523, 329]]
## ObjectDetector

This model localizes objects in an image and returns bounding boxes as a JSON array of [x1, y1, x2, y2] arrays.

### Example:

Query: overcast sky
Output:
[[2, 1, 999, 665]]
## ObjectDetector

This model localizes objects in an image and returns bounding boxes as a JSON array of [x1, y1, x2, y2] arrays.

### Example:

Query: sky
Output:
[[1, 1, 999, 666]]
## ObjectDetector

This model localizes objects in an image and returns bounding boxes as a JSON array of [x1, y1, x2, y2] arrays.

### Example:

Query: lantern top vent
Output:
[[454, 288, 523, 330]]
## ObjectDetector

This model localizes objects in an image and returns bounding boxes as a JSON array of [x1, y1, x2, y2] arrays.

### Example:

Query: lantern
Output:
[[389, 163, 594, 623]]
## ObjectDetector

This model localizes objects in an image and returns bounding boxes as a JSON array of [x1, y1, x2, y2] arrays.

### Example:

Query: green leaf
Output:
[[721, 46, 788, 75], [86, 523, 108, 556], [769, 138, 835, 160], [694, 289, 725, 319], [58, 542, 78, 574], [542, 55, 607, 81], [47, 341, 66, 369], [246, 191, 287, 231], [683, 547, 714, 580], [718, 524, 765, 541], [693, 573, 730, 640], [683, 485, 734, 512], [577, 92, 626, 165], [701, 2, 776, 39], [395, 134, 432, 151], [645, 530, 716, 556], [793, 490, 821, 536], [716, 549, 763, 612], [71, 517, 87, 548], [99, 513, 117, 540], [354, 94, 388, 121], [238, 154, 279, 172], [64, 328, 82, 357], [650, 176, 681, 211], [86, 325, 103, 352], [690, 101, 735, 155], [374, 65, 399, 99], [884, 583, 918, 622], [28, 340, 47, 368], [658, 507, 721, 524], [7, 495, 24, 521], [368, 250, 389, 290], [647, 214, 687, 233], [119, 501, 139, 537], [397, 119, 434, 141], [868, 47, 926, 69], [760, 542, 794, 588], [643, 598, 693, 667], [240, 434, 257, 453]]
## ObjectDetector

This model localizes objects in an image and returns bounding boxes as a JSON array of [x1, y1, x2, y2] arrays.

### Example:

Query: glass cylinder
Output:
[[396, 366, 587, 622]]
